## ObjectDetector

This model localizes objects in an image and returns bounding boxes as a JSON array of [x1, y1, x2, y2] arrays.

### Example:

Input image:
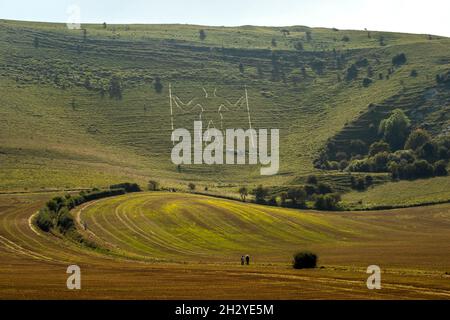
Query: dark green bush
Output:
[[267, 196, 278, 206], [317, 183, 333, 194], [392, 53, 407, 66], [369, 141, 390, 156], [362, 78, 373, 87], [188, 183, 196, 191], [378, 109, 411, 150], [57, 208, 75, 233], [293, 251, 317, 269], [287, 187, 307, 207], [306, 175, 318, 185], [314, 193, 341, 210], [36, 208, 54, 232], [413, 160, 434, 178], [350, 139, 368, 155], [304, 185, 317, 196], [110, 182, 141, 193], [346, 64, 358, 81], [253, 185, 268, 204], [434, 160, 448, 176]]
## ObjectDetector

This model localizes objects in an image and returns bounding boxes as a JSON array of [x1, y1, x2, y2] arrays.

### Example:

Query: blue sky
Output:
[[1, 0, 450, 36]]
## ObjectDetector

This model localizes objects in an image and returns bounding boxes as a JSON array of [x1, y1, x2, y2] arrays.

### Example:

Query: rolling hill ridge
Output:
[[1, 19, 449, 199]]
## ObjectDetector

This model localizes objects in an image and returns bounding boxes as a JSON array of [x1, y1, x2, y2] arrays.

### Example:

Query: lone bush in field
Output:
[[293, 251, 317, 269]]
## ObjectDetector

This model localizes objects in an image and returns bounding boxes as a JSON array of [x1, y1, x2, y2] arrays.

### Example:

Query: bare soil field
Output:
[[1, 192, 450, 299]]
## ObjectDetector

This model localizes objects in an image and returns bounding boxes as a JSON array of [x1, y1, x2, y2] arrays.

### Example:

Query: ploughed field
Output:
[[1, 192, 450, 299]]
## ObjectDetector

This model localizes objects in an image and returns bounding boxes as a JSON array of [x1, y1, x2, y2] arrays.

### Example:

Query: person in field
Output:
[[245, 255, 250, 265], [241, 256, 245, 265]]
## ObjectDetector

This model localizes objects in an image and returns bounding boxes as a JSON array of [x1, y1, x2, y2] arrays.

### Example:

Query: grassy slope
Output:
[[342, 175, 450, 209], [0, 20, 450, 204]]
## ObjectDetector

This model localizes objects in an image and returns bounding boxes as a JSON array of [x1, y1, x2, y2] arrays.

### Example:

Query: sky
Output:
[[1, 0, 450, 37]]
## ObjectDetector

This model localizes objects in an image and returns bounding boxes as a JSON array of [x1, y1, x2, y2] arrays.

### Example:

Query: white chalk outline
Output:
[[169, 84, 254, 146]]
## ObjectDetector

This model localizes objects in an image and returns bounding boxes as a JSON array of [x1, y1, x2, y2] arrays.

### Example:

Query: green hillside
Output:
[[1, 19, 450, 198]]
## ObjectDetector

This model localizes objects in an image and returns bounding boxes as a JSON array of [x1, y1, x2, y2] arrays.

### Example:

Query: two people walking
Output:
[[241, 255, 250, 265]]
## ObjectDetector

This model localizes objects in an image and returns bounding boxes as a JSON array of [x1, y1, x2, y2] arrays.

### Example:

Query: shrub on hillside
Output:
[[286, 187, 307, 208], [110, 183, 141, 193], [336, 152, 348, 161], [362, 78, 373, 87], [304, 185, 317, 196], [108, 76, 122, 99], [46, 196, 65, 213], [188, 183, 196, 191], [365, 175, 374, 186], [354, 177, 366, 191], [328, 161, 339, 170], [392, 53, 407, 66], [35, 208, 54, 232], [253, 185, 268, 204], [317, 183, 333, 194], [239, 187, 249, 202], [57, 208, 75, 233], [293, 251, 317, 269], [346, 64, 358, 81], [417, 142, 439, 163], [372, 152, 390, 172], [35, 185, 140, 234], [154, 76, 163, 93], [314, 193, 341, 210], [347, 159, 372, 172], [339, 160, 349, 171], [413, 160, 435, 178], [350, 139, 368, 155], [434, 160, 448, 176], [404, 129, 431, 151], [306, 175, 318, 185], [369, 141, 390, 156], [378, 109, 411, 150], [148, 180, 160, 191], [199, 29, 206, 41]]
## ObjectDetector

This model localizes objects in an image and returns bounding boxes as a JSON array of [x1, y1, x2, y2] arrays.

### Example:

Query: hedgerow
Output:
[[34, 183, 140, 246]]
